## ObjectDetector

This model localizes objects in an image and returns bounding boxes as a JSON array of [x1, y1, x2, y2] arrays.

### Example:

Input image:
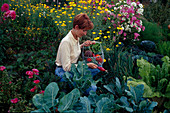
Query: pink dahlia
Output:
[[1, 3, 9, 12], [0, 66, 6, 71]]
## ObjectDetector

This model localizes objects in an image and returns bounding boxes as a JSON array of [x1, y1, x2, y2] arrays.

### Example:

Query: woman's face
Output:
[[76, 29, 88, 37]]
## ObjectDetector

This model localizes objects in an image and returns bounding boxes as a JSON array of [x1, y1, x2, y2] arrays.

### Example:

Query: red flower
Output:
[[32, 69, 39, 75], [39, 90, 45, 94], [26, 71, 34, 78], [11, 98, 18, 103], [1, 3, 9, 12], [33, 80, 40, 84], [30, 86, 36, 92], [0, 66, 6, 71], [87, 58, 92, 62]]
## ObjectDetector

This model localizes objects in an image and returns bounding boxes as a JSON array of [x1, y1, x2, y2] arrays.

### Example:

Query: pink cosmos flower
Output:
[[1, 3, 9, 12], [33, 80, 40, 84], [26, 71, 34, 78], [0, 66, 6, 71], [39, 90, 45, 94], [124, 33, 127, 36], [134, 33, 140, 39], [127, 0, 131, 5], [142, 26, 145, 31], [32, 69, 39, 75], [11, 98, 18, 103]]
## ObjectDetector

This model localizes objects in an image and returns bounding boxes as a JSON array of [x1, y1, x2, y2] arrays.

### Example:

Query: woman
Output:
[[55, 13, 100, 81]]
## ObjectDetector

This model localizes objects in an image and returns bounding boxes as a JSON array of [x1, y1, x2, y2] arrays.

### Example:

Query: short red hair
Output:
[[73, 13, 94, 30]]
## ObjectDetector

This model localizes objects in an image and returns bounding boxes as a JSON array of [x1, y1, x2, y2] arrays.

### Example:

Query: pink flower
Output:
[[124, 33, 127, 36], [30, 86, 36, 92], [39, 90, 45, 94], [33, 80, 40, 84], [134, 33, 140, 39], [4, 10, 16, 20], [142, 26, 145, 31], [9, 10, 16, 20], [30, 88, 35, 92], [1, 3, 9, 12], [0, 66, 6, 71], [11, 98, 18, 103], [26, 71, 34, 78], [127, 0, 131, 5], [9, 81, 12, 84], [32, 69, 39, 75]]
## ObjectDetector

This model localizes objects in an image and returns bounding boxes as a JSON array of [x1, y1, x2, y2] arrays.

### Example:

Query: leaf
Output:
[[43, 82, 59, 108], [120, 96, 129, 107], [130, 84, 144, 103], [31, 109, 45, 113], [95, 97, 111, 113], [103, 85, 115, 95], [63, 110, 77, 113], [78, 97, 93, 113], [115, 77, 122, 94], [32, 94, 44, 109], [148, 101, 158, 110], [58, 88, 80, 112], [139, 100, 147, 110]]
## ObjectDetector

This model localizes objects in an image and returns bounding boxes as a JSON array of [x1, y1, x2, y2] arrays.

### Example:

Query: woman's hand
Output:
[[81, 40, 95, 48], [87, 63, 98, 69]]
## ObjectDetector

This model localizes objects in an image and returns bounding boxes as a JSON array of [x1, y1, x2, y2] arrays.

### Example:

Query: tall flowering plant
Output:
[[103, 0, 145, 44]]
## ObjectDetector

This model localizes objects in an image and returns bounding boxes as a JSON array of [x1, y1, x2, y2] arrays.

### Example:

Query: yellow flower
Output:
[[84, 7, 87, 9], [37, 28, 40, 30], [92, 32, 96, 34], [117, 27, 123, 30], [106, 48, 110, 51], [93, 17, 95, 19], [116, 45, 119, 47], [104, 36, 107, 38], [61, 23, 66, 27], [107, 31, 110, 33], [104, 59, 106, 62], [94, 37, 100, 40], [113, 31, 115, 33], [118, 42, 121, 44], [55, 21, 58, 23], [118, 14, 121, 16]]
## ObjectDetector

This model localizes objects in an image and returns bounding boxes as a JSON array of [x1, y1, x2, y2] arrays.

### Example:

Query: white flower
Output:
[[138, 28, 141, 32], [139, 4, 143, 8], [122, 17, 126, 21], [131, 2, 137, 7], [140, 20, 143, 25], [137, 8, 144, 15], [128, 28, 131, 32]]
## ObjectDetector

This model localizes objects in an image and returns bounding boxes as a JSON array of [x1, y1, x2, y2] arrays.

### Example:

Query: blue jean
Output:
[[55, 66, 100, 94]]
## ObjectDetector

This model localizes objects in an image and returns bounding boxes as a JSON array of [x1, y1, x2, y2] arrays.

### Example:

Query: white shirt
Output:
[[55, 31, 81, 71]]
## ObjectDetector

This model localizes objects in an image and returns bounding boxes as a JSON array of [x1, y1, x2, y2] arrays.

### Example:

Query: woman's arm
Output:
[[80, 40, 96, 48]]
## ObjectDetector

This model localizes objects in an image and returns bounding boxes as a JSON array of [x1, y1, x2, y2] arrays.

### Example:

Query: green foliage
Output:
[[64, 61, 100, 94], [143, 0, 170, 26], [32, 82, 80, 113], [103, 46, 138, 81], [136, 56, 170, 109], [140, 20, 164, 43], [104, 77, 158, 112], [157, 41, 170, 57]]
